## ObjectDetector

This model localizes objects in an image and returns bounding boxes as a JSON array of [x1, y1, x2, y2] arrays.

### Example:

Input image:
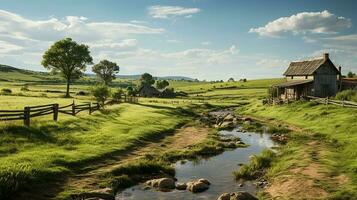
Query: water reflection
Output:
[[116, 127, 276, 200]]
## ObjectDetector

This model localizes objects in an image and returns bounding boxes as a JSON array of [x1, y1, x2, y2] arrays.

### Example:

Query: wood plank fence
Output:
[[0, 101, 100, 126], [306, 96, 357, 108]]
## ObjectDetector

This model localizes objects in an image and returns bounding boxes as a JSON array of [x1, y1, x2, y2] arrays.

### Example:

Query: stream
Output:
[[116, 126, 277, 200]]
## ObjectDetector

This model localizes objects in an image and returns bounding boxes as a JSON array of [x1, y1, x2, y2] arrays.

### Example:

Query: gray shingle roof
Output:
[[283, 59, 325, 76], [273, 80, 313, 88]]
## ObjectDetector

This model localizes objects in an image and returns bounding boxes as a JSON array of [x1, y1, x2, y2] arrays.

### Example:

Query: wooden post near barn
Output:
[[24, 106, 30, 127], [53, 104, 59, 121]]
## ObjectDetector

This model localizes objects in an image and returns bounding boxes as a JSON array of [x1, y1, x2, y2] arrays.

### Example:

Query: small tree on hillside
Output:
[[42, 38, 93, 97], [92, 85, 111, 107], [112, 88, 124, 102], [347, 71, 356, 78], [127, 86, 138, 96], [92, 60, 119, 85], [140, 73, 155, 87], [156, 80, 169, 89]]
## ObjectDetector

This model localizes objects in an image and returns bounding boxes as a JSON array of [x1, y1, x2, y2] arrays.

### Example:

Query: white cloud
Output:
[[148, 5, 201, 19], [166, 39, 181, 43], [201, 41, 211, 46], [0, 9, 165, 68], [249, 10, 351, 37], [256, 58, 288, 68]]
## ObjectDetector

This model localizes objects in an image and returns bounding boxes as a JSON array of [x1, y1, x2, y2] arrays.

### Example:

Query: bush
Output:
[[76, 91, 87, 96], [92, 85, 111, 107], [20, 85, 29, 91], [1, 88, 12, 94], [234, 149, 275, 180], [112, 89, 124, 102], [335, 90, 357, 102]]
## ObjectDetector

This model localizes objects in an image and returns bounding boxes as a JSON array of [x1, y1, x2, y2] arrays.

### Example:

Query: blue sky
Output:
[[0, 0, 356, 80]]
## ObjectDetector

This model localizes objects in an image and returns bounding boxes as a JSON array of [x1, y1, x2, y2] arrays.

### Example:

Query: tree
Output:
[[127, 86, 138, 96], [156, 80, 169, 89], [92, 85, 111, 107], [140, 73, 155, 87], [228, 78, 235, 82], [112, 88, 124, 102], [42, 38, 93, 97], [92, 60, 119, 85], [347, 71, 356, 78]]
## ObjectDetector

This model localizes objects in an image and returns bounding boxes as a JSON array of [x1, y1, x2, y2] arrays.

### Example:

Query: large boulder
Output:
[[216, 192, 258, 200], [175, 182, 187, 190], [217, 193, 231, 200], [186, 179, 210, 193], [145, 178, 175, 190], [224, 114, 235, 122], [230, 192, 258, 200], [220, 121, 234, 129]]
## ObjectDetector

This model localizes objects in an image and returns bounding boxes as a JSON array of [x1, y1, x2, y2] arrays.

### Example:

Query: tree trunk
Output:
[[66, 78, 70, 98]]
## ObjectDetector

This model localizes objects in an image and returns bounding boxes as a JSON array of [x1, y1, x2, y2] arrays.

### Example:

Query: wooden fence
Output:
[[0, 101, 100, 126], [306, 96, 357, 108]]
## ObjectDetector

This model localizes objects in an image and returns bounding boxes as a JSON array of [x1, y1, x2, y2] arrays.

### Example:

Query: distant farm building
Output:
[[138, 85, 160, 97], [273, 53, 342, 100]]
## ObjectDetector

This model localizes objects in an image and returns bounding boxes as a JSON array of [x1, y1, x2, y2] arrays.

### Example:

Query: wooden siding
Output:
[[313, 61, 338, 97]]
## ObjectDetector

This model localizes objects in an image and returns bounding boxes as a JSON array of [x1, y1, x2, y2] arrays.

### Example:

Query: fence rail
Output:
[[0, 101, 101, 126], [306, 96, 357, 108], [0, 95, 139, 126]]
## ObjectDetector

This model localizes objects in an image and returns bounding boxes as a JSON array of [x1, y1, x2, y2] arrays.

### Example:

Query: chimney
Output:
[[338, 66, 342, 75], [323, 53, 329, 60]]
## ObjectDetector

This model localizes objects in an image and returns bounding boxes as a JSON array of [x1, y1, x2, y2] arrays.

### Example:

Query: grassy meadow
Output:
[[1, 65, 357, 199]]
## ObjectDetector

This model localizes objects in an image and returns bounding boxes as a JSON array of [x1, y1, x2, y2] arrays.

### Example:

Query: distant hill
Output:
[[0, 64, 195, 82], [116, 74, 195, 81]]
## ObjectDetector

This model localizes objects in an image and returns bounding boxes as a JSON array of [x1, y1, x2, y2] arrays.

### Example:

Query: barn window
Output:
[[305, 75, 308, 79], [291, 76, 293, 79]]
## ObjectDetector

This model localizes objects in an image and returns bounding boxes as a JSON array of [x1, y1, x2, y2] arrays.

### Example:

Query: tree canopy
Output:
[[140, 73, 155, 87], [156, 80, 169, 89], [347, 71, 356, 78], [42, 38, 92, 97], [92, 59, 119, 85]]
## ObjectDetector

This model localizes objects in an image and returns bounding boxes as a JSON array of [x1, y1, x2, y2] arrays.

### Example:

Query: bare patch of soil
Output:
[[63, 126, 209, 194]]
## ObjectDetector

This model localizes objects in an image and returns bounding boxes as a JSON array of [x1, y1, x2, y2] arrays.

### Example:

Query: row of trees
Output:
[[42, 38, 120, 97]]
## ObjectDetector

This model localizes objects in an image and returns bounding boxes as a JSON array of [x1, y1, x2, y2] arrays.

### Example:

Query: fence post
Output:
[[53, 104, 59, 121], [326, 97, 329, 105], [72, 100, 76, 116], [342, 100, 345, 107], [89, 102, 92, 115], [125, 95, 127, 102], [24, 106, 30, 127]]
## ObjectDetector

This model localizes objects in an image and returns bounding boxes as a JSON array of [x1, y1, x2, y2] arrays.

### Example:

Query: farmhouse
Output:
[[273, 53, 341, 100]]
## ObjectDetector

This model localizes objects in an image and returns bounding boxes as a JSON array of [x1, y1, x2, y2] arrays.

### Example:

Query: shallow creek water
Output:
[[116, 127, 276, 200]]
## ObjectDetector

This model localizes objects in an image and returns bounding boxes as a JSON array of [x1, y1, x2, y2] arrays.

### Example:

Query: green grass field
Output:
[[1, 65, 356, 199], [0, 103, 190, 198]]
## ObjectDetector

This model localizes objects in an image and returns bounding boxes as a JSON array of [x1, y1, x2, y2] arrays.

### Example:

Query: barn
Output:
[[138, 85, 160, 97], [273, 53, 342, 100]]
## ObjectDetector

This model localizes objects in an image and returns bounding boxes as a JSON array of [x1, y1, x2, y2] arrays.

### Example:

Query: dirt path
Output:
[[64, 126, 209, 195], [245, 115, 348, 199]]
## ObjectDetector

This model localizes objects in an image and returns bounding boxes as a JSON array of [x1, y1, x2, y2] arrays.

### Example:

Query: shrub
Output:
[[76, 91, 87, 96], [112, 89, 124, 102], [234, 149, 275, 180], [20, 85, 29, 91], [92, 85, 111, 107], [335, 90, 357, 102], [1, 88, 12, 94]]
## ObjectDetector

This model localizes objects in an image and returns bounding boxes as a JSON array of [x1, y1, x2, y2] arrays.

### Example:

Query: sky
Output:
[[0, 0, 357, 80]]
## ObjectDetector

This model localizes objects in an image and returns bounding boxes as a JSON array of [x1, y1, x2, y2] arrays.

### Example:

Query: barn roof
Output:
[[283, 58, 326, 76], [273, 80, 313, 88]]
